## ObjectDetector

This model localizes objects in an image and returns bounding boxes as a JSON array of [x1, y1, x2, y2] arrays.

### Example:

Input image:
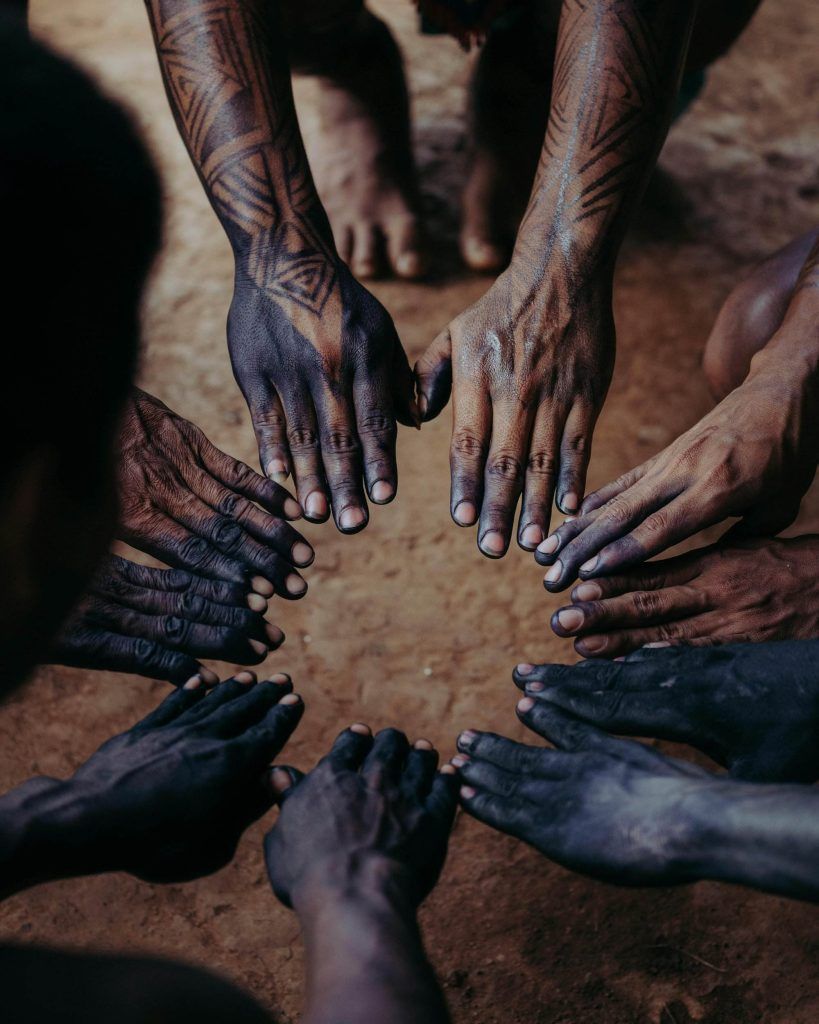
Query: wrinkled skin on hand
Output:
[[513, 641, 819, 783], [264, 727, 459, 908], [415, 270, 614, 558], [51, 555, 282, 683], [118, 389, 312, 597], [455, 696, 721, 886], [551, 537, 819, 657], [65, 673, 303, 882], [228, 264, 418, 533], [537, 365, 818, 590]]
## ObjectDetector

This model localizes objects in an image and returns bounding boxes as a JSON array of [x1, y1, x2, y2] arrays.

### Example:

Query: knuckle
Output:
[[179, 593, 206, 619], [134, 638, 167, 667], [322, 429, 361, 456], [642, 509, 671, 536], [486, 451, 524, 482], [451, 429, 489, 461], [161, 615, 193, 645], [527, 450, 558, 477], [631, 590, 665, 617], [178, 537, 214, 569], [211, 517, 244, 551], [358, 412, 396, 438], [602, 499, 633, 528], [287, 426, 319, 451]]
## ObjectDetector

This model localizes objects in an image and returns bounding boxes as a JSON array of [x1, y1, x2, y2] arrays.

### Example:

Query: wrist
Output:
[[748, 323, 819, 389], [292, 853, 417, 923]]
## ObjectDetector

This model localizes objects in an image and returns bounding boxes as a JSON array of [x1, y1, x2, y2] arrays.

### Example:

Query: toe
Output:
[[460, 231, 508, 273], [350, 223, 382, 279], [385, 214, 426, 279]]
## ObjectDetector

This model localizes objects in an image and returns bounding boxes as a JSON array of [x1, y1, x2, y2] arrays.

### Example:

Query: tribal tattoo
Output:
[[145, 0, 417, 530]]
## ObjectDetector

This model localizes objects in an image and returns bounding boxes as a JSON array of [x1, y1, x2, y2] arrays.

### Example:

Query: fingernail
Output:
[[371, 480, 394, 503], [544, 561, 563, 585], [270, 767, 293, 794], [284, 497, 303, 519], [235, 670, 256, 684], [200, 667, 219, 686], [414, 738, 434, 750], [251, 576, 275, 597], [440, 763, 457, 775], [305, 491, 328, 520], [580, 556, 599, 575], [453, 501, 477, 526], [339, 507, 366, 531], [644, 641, 672, 649], [350, 722, 371, 735], [272, 472, 289, 486], [574, 582, 602, 601], [247, 593, 268, 612], [280, 693, 301, 705], [451, 754, 469, 767], [578, 635, 606, 654], [458, 729, 478, 749], [561, 491, 579, 513], [460, 785, 476, 799], [516, 663, 534, 676], [265, 622, 285, 646], [537, 535, 559, 556], [517, 697, 535, 713], [479, 531, 506, 556], [249, 639, 268, 656], [291, 542, 314, 566], [270, 672, 291, 684], [285, 575, 307, 597], [266, 458, 288, 479], [557, 608, 585, 633], [418, 393, 429, 417], [520, 524, 543, 548], [183, 674, 203, 690]]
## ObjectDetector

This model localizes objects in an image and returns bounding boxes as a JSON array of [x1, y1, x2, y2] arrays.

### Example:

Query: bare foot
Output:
[[460, 12, 555, 272], [292, 12, 425, 280]]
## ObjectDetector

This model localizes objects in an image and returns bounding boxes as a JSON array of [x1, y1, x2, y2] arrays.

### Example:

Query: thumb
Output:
[[414, 328, 452, 422], [267, 765, 305, 805]]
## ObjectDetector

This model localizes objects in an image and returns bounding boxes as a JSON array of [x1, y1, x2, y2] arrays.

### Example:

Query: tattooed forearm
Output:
[[514, 0, 697, 290], [144, 0, 337, 314]]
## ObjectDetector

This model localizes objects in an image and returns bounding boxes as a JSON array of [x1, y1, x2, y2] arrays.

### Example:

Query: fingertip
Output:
[[350, 722, 372, 736], [183, 674, 204, 691], [199, 667, 219, 687], [279, 692, 301, 706], [517, 697, 535, 714], [304, 491, 330, 522], [440, 763, 457, 776], [284, 497, 303, 520], [460, 785, 476, 800], [235, 670, 257, 684], [453, 501, 477, 527], [251, 576, 276, 598], [370, 480, 395, 504], [414, 738, 434, 751], [269, 766, 294, 797]]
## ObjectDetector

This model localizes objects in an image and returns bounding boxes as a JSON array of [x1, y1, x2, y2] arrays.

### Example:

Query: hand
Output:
[[63, 672, 303, 882], [51, 555, 284, 683], [228, 261, 418, 532], [118, 389, 312, 598], [455, 697, 722, 886], [536, 359, 818, 590], [415, 269, 614, 557], [512, 641, 819, 783], [550, 537, 819, 656], [264, 726, 459, 908]]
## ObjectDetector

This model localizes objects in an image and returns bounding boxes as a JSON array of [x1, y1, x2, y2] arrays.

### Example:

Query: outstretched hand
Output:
[[264, 725, 459, 909], [512, 642, 819, 783], [118, 389, 313, 597]]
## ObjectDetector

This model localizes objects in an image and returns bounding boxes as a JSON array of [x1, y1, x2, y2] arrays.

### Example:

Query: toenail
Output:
[[371, 480, 394, 503], [537, 535, 559, 556], [283, 496, 302, 519], [480, 530, 506, 556], [544, 561, 563, 585], [515, 664, 534, 676], [517, 697, 535, 713], [557, 608, 585, 633], [574, 582, 602, 601], [265, 622, 285, 646], [396, 252, 423, 277], [247, 593, 268, 612], [580, 556, 599, 575], [292, 542, 314, 566], [183, 674, 203, 690], [525, 680, 544, 693], [340, 506, 366, 531], [280, 693, 301, 705], [453, 501, 477, 526], [350, 722, 372, 735], [285, 574, 307, 596], [520, 524, 543, 548], [249, 639, 267, 656], [235, 671, 256, 684], [305, 491, 328, 520], [451, 754, 469, 768], [460, 785, 476, 799], [251, 575, 275, 597]]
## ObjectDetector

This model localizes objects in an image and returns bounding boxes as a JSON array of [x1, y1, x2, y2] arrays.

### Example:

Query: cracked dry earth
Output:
[[3, 1, 819, 1021]]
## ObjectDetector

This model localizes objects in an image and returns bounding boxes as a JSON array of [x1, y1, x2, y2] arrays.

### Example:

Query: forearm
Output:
[[514, 0, 698, 292], [144, 0, 337, 284], [295, 861, 450, 1024], [689, 782, 819, 903]]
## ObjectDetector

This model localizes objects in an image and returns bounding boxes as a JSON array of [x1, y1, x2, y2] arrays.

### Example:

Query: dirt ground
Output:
[[3, 1, 819, 1021]]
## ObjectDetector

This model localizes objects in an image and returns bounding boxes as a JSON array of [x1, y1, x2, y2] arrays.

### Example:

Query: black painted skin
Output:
[[455, 643, 819, 902], [50, 554, 279, 683], [265, 726, 458, 1024]]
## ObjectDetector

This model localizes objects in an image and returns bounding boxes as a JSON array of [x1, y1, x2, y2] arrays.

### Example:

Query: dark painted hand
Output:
[[551, 537, 819, 657], [264, 726, 459, 908], [228, 261, 418, 532], [65, 673, 303, 882], [513, 641, 819, 783], [536, 364, 818, 590], [51, 555, 283, 683], [118, 389, 311, 598], [456, 699, 720, 886], [415, 270, 613, 557]]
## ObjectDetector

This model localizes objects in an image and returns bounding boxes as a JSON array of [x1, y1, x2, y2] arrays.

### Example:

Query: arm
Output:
[[415, 0, 697, 558], [144, 1, 417, 531], [265, 726, 458, 1024]]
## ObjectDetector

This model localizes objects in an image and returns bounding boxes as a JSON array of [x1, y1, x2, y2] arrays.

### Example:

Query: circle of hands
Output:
[[49, 268, 819, 920]]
